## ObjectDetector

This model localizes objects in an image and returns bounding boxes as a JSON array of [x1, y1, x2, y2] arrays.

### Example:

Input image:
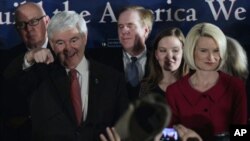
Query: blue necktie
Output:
[[127, 57, 139, 87]]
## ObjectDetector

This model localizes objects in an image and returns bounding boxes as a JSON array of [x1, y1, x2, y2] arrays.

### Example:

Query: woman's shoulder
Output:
[[166, 73, 191, 93], [219, 71, 245, 88], [172, 73, 190, 86], [219, 71, 244, 82]]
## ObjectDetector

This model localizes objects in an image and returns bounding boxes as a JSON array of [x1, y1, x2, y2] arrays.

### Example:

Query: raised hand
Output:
[[174, 124, 203, 141], [25, 48, 54, 65], [99, 127, 121, 141]]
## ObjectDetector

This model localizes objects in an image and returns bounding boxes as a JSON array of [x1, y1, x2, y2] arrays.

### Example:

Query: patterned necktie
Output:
[[69, 69, 82, 126], [127, 57, 139, 87]]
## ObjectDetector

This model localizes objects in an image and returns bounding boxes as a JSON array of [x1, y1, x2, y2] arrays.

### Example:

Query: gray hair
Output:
[[48, 11, 87, 39], [184, 22, 227, 70], [221, 36, 249, 80]]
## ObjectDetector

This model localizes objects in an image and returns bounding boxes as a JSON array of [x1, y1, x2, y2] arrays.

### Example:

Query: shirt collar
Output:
[[42, 37, 48, 49], [66, 56, 88, 75], [123, 47, 147, 61], [182, 71, 226, 105], [26, 37, 48, 50]]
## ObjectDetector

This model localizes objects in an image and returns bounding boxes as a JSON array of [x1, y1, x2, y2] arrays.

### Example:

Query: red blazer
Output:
[[165, 71, 247, 140]]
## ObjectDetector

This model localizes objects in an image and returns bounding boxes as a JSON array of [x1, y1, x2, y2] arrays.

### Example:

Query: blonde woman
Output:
[[165, 23, 247, 141]]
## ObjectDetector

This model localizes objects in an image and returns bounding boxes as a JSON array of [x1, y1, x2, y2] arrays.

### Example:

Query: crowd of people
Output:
[[0, 2, 249, 141]]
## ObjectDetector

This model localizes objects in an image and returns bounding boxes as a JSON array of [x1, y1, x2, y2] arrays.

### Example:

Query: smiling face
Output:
[[118, 10, 149, 54], [155, 36, 183, 72], [50, 27, 87, 69], [194, 36, 221, 71]]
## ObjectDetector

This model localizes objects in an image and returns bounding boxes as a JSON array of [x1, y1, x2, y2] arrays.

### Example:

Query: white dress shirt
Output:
[[66, 56, 89, 121], [123, 48, 147, 81]]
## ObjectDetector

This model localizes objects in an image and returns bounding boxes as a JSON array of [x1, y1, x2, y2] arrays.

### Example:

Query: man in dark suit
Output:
[[5, 11, 128, 141], [0, 2, 50, 141], [86, 6, 154, 102]]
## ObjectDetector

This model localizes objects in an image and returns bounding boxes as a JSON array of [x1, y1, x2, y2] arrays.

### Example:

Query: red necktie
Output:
[[70, 69, 82, 126]]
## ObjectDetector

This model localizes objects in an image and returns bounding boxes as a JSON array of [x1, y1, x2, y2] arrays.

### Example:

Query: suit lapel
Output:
[[85, 60, 103, 123], [49, 63, 76, 124], [118, 49, 125, 73], [110, 48, 124, 74]]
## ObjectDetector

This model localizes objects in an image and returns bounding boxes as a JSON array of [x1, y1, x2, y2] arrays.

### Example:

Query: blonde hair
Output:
[[184, 22, 227, 71], [118, 6, 154, 37]]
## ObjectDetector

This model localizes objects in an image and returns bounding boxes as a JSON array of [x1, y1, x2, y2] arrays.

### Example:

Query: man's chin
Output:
[[63, 59, 79, 69]]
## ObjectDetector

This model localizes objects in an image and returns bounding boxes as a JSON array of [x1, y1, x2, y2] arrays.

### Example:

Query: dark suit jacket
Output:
[[8, 58, 128, 141], [85, 47, 150, 102], [0, 43, 30, 141], [1, 43, 28, 117], [1, 43, 53, 141], [2, 43, 53, 117]]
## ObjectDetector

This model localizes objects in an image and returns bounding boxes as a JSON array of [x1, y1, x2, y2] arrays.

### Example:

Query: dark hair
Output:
[[140, 27, 189, 96]]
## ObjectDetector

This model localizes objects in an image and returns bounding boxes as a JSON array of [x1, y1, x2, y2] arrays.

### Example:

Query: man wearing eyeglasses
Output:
[[0, 2, 50, 141], [15, 2, 52, 68], [15, 6, 49, 50]]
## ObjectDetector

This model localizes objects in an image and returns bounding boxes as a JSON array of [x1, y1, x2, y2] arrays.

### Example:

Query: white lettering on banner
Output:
[[186, 9, 197, 21], [155, 9, 165, 21], [167, 0, 172, 4], [205, 0, 246, 20], [99, 2, 117, 23], [53, 0, 69, 15], [0, 0, 42, 25], [0, 0, 248, 25], [154, 8, 197, 22], [234, 7, 246, 20], [52, 1, 91, 23], [0, 12, 12, 24], [80, 11, 91, 23]]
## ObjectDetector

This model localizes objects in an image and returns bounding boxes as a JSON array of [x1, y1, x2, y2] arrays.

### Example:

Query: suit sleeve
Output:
[[3, 54, 48, 97], [114, 73, 129, 122]]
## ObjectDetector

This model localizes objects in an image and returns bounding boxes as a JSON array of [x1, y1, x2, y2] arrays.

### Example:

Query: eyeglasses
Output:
[[15, 15, 46, 29]]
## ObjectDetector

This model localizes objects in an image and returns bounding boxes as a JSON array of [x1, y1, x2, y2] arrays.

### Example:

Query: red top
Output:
[[165, 71, 247, 139]]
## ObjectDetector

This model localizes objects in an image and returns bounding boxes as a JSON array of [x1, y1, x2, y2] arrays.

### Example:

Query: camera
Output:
[[160, 128, 179, 141]]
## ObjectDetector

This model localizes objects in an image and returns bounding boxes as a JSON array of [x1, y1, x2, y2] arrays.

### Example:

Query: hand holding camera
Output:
[[160, 124, 203, 141]]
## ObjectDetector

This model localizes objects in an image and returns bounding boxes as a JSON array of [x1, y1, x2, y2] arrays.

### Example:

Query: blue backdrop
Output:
[[0, 0, 250, 52]]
